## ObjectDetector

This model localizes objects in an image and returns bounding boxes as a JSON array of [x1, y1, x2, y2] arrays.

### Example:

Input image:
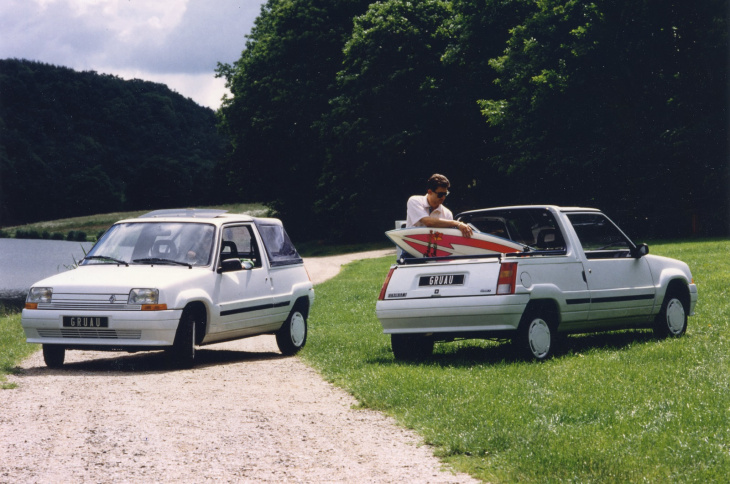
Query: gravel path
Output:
[[0, 250, 479, 483]]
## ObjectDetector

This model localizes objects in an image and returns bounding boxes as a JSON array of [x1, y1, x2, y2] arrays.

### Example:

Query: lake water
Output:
[[0, 239, 94, 304]]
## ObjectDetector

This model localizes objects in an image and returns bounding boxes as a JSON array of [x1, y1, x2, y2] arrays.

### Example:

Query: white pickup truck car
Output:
[[376, 206, 698, 361], [21, 209, 314, 368]]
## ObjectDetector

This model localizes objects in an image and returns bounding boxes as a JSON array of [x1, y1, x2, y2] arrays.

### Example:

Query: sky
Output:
[[0, 0, 266, 110]]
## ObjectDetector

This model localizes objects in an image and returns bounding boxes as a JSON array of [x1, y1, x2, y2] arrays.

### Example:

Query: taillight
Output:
[[496, 262, 518, 295], [378, 266, 397, 300]]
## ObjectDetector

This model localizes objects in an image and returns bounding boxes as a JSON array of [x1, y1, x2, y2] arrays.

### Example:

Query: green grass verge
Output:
[[300, 238, 730, 482], [0, 306, 38, 389]]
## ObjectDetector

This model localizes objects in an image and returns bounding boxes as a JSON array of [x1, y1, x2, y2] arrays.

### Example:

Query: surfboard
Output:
[[386, 227, 525, 258]]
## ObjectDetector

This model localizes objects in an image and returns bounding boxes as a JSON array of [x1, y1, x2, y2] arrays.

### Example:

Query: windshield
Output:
[[83, 222, 216, 267]]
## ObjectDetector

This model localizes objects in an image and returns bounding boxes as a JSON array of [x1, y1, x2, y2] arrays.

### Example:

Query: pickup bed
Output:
[[376, 205, 698, 360]]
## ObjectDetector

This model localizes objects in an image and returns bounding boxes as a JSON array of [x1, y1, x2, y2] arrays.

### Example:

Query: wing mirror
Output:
[[631, 243, 649, 259], [217, 258, 243, 273]]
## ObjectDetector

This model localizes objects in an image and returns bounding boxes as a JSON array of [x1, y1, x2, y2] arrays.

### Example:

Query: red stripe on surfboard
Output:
[[405, 233, 519, 254], [404, 240, 454, 257]]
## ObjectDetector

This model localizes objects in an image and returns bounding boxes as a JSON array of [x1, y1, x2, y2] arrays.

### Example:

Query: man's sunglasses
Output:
[[433, 190, 449, 198]]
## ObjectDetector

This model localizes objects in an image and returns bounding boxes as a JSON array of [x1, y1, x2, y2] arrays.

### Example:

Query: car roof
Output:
[[117, 208, 255, 225]]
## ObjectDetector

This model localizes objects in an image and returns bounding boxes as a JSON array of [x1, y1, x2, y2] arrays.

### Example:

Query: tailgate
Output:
[[381, 259, 503, 300]]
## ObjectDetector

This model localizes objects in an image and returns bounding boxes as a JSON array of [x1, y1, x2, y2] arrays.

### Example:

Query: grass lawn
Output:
[[0, 306, 37, 389], [300, 238, 730, 482]]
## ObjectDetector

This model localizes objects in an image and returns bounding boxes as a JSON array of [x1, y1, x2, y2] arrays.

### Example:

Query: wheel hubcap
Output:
[[290, 312, 306, 346], [666, 299, 686, 334], [528, 318, 551, 358]]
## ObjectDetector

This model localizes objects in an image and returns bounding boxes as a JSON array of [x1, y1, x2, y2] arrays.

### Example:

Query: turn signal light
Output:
[[141, 304, 168, 311]]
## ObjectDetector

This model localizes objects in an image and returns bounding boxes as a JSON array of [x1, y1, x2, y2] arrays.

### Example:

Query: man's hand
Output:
[[455, 221, 473, 238]]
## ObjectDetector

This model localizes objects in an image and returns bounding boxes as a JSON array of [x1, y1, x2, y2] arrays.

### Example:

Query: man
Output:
[[406, 173, 473, 237]]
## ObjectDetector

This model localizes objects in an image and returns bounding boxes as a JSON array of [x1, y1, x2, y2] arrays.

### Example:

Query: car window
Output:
[[220, 225, 262, 268], [567, 213, 631, 256], [256, 223, 303, 267]]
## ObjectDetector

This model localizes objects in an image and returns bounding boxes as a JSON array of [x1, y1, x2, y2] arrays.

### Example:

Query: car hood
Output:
[[30, 264, 211, 293]]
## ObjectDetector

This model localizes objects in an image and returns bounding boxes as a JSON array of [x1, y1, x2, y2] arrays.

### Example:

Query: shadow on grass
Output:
[[367, 329, 660, 367], [14, 346, 287, 376]]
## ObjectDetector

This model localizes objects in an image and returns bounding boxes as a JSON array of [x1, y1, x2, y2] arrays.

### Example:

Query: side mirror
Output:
[[631, 243, 649, 258], [217, 258, 243, 273], [241, 260, 254, 270]]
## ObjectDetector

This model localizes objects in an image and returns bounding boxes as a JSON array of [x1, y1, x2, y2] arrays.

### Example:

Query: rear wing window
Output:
[[254, 221, 303, 267]]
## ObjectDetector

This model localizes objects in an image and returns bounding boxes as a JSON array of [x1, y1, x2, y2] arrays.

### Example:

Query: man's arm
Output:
[[417, 216, 473, 237]]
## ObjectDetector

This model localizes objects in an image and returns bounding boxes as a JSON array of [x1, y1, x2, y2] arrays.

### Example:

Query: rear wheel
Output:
[[42, 344, 65, 368], [654, 288, 688, 338], [391, 334, 434, 361], [515, 309, 557, 361], [276, 306, 308, 356], [168, 308, 197, 368]]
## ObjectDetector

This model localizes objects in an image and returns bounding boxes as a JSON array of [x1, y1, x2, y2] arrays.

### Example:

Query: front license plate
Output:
[[419, 274, 465, 287], [63, 316, 109, 328]]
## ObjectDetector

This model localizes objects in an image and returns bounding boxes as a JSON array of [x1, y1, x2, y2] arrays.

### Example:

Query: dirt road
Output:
[[0, 250, 478, 483]]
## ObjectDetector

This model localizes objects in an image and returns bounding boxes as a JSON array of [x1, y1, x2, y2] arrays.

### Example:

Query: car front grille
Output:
[[37, 329, 142, 339], [38, 292, 141, 311]]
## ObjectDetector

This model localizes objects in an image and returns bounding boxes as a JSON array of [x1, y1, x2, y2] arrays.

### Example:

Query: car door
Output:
[[214, 224, 275, 333], [567, 213, 656, 324]]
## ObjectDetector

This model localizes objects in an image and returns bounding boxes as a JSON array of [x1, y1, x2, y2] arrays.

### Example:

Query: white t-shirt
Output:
[[406, 195, 453, 227]]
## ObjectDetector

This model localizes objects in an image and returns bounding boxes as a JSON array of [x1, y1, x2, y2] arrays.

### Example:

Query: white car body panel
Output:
[[21, 210, 314, 363], [376, 206, 698, 347]]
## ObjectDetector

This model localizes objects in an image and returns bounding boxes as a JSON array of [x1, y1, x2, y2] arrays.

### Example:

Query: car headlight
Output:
[[129, 288, 159, 305], [27, 287, 53, 303]]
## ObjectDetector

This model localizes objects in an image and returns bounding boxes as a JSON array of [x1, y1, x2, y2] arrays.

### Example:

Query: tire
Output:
[[168, 308, 197, 369], [515, 309, 557, 361], [276, 307, 308, 356], [42, 344, 65, 368], [654, 288, 688, 338], [391, 334, 434, 361]]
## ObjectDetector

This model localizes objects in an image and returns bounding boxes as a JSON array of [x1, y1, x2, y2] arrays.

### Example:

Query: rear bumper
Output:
[[376, 294, 528, 334], [21, 308, 183, 347]]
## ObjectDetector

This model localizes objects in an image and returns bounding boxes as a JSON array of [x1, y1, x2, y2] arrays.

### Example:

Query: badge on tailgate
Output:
[[419, 274, 465, 287]]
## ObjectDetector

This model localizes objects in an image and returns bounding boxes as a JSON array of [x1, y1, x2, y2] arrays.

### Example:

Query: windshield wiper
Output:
[[133, 258, 192, 268], [83, 255, 129, 267]]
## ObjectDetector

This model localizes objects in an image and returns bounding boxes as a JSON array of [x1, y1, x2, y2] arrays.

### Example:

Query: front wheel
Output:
[[515, 310, 557, 361], [654, 289, 688, 338], [42, 344, 65, 368], [168, 308, 197, 368], [276, 307, 308, 356]]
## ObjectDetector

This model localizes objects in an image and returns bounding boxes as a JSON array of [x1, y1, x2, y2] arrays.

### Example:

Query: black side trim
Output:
[[566, 298, 591, 305], [221, 300, 291, 317], [592, 294, 655, 304], [567, 294, 655, 305]]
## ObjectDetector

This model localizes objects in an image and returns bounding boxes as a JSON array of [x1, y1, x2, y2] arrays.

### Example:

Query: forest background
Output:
[[1, 0, 728, 243]]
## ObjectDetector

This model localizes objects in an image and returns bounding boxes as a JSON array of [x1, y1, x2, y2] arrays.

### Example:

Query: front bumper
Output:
[[21, 308, 184, 347]]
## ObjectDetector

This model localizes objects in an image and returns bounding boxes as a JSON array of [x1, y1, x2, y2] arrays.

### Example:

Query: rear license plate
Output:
[[419, 274, 465, 286], [63, 316, 109, 328]]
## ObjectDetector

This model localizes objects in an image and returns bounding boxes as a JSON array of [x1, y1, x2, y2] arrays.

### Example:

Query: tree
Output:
[[216, 0, 372, 239], [480, 0, 728, 236]]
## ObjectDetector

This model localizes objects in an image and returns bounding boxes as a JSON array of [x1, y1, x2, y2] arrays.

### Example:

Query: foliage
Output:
[[301, 239, 730, 482], [216, 0, 373, 240], [480, 0, 729, 237], [218, 0, 727, 242], [0, 59, 232, 228]]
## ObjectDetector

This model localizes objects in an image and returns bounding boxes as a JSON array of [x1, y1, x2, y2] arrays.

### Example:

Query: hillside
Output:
[[0, 59, 231, 227]]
